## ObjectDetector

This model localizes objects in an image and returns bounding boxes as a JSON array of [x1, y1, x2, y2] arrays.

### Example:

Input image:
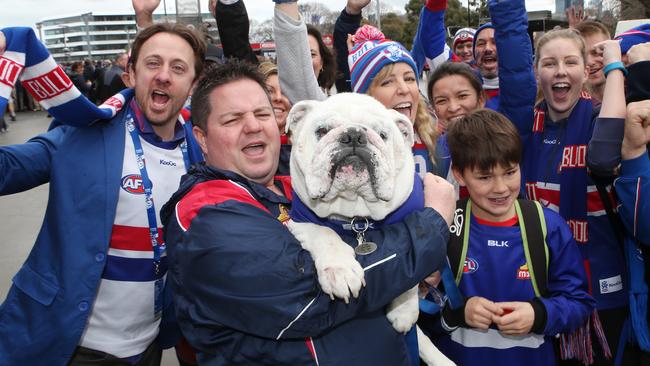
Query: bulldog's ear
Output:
[[391, 111, 415, 147], [286, 100, 319, 136]]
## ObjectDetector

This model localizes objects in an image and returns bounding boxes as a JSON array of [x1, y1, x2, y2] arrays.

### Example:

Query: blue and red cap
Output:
[[348, 25, 418, 94]]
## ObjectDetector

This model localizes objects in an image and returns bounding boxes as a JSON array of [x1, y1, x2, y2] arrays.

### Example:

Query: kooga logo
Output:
[[160, 159, 177, 167]]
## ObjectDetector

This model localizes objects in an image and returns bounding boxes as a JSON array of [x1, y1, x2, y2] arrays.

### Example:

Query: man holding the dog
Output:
[[161, 60, 456, 365]]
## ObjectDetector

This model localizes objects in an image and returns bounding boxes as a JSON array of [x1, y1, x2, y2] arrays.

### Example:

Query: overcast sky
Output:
[[0, 0, 556, 28]]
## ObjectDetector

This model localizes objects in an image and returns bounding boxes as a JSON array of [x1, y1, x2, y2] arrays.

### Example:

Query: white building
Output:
[[37, 13, 218, 63]]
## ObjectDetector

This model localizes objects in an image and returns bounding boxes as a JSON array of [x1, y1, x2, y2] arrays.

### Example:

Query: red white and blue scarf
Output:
[[0, 27, 128, 124], [523, 96, 612, 364]]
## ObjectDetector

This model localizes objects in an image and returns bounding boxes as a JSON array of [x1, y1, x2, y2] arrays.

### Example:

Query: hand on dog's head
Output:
[[287, 93, 416, 221]]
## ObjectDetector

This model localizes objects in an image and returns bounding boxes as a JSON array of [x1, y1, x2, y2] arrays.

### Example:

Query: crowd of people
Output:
[[0, 0, 649, 365]]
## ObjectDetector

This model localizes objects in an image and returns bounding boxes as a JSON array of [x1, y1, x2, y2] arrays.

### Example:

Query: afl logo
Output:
[[121, 174, 144, 194], [463, 257, 479, 274]]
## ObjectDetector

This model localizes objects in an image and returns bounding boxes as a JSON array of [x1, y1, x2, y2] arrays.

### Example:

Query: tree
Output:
[[296, 2, 342, 34], [446, 0, 472, 28], [298, 2, 331, 26], [472, 0, 489, 25], [362, 1, 398, 25], [314, 9, 340, 34], [381, 13, 406, 42], [400, 0, 424, 49], [619, 0, 650, 19], [249, 19, 273, 43]]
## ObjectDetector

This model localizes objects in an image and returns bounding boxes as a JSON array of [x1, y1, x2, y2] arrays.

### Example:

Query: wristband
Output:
[[603, 61, 628, 77]]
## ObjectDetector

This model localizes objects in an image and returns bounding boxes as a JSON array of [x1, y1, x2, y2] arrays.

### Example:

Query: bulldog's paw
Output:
[[287, 220, 365, 303], [316, 243, 366, 303], [386, 286, 419, 333]]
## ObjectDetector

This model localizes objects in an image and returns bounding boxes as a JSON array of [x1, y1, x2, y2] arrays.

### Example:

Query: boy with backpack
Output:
[[431, 109, 595, 365]]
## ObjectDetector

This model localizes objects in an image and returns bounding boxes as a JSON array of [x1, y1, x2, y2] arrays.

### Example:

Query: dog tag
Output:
[[355, 241, 377, 256], [354, 232, 377, 256]]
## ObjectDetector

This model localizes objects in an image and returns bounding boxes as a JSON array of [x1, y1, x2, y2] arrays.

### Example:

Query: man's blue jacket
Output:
[[161, 165, 451, 365], [0, 105, 202, 365]]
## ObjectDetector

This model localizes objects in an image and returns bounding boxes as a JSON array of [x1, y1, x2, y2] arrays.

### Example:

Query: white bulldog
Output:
[[285, 93, 454, 366]]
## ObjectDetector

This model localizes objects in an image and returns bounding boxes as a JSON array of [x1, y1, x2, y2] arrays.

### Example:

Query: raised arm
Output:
[[411, 0, 452, 75], [626, 44, 650, 104], [132, 0, 160, 29], [615, 100, 650, 243], [212, 0, 258, 64], [587, 40, 627, 176], [491, 0, 536, 137], [273, 1, 326, 103], [333, 0, 369, 93]]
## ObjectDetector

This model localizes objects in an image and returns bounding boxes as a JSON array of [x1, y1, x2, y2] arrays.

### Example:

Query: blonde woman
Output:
[[348, 25, 439, 178]]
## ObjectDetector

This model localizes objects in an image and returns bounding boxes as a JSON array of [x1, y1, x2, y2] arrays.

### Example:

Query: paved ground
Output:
[[0, 111, 178, 365]]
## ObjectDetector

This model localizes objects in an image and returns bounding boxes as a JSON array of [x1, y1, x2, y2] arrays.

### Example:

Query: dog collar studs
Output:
[[351, 217, 378, 255]]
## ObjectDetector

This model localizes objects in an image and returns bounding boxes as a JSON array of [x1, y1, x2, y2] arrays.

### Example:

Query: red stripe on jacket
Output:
[[176, 180, 271, 230]]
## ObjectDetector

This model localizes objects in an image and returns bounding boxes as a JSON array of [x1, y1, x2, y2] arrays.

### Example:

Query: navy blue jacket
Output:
[[161, 165, 450, 365]]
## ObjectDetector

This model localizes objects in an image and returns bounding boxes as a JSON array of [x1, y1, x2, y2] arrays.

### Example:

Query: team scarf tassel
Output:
[[559, 309, 611, 365], [0, 27, 130, 125]]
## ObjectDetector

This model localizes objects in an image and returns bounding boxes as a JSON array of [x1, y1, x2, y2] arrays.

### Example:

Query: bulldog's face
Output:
[[287, 93, 415, 220]]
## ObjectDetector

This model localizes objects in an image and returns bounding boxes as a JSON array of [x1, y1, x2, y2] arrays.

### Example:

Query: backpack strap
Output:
[[449, 198, 549, 297], [448, 198, 471, 285], [516, 199, 550, 298]]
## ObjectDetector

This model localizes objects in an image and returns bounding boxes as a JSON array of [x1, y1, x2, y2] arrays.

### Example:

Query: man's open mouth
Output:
[[242, 141, 266, 156], [151, 90, 170, 110]]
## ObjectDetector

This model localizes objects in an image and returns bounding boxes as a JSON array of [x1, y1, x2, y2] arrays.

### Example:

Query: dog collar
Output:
[[289, 173, 424, 237]]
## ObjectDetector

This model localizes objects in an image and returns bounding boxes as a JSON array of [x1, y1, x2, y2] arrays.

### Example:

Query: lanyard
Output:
[[125, 110, 189, 318]]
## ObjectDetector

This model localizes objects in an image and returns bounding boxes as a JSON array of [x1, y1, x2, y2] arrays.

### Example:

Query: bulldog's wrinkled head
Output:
[[287, 93, 415, 220]]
